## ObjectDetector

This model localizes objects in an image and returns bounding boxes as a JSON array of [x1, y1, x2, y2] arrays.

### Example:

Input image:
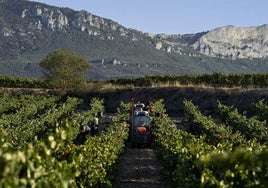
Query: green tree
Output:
[[40, 49, 90, 89]]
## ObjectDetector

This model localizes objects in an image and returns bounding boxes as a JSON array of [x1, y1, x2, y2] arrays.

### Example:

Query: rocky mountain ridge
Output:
[[192, 24, 268, 59], [1, 0, 200, 55], [0, 0, 268, 79]]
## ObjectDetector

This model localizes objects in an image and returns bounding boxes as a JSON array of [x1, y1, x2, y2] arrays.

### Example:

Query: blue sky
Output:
[[28, 0, 268, 34]]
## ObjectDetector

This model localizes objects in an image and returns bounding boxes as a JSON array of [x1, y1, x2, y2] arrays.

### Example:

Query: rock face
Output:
[[22, 7, 69, 31], [1, 0, 267, 60], [192, 25, 268, 59], [1, 0, 268, 79], [13, 4, 128, 38]]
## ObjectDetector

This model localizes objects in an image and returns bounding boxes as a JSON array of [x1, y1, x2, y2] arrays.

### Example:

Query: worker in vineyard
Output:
[[82, 124, 91, 133], [75, 123, 90, 145], [93, 116, 99, 126], [144, 99, 152, 112], [89, 116, 99, 135], [81, 118, 91, 134], [135, 101, 145, 111]]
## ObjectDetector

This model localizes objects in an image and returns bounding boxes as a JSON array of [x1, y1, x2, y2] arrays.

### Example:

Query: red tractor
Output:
[[129, 98, 153, 147]]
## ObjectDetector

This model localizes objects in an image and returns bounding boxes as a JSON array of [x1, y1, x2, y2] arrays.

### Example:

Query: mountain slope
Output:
[[192, 25, 268, 59], [0, 0, 268, 79]]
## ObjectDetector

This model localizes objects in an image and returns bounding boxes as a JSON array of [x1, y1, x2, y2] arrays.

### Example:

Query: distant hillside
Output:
[[192, 25, 268, 59], [1, 0, 268, 79]]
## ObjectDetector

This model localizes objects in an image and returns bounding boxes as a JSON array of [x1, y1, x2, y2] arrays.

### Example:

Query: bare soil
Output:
[[111, 143, 171, 188]]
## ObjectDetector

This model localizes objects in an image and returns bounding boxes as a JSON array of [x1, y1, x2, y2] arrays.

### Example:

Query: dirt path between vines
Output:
[[111, 143, 171, 188]]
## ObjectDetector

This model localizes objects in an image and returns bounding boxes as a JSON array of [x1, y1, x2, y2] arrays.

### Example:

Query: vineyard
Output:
[[0, 94, 129, 187], [153, 99, 268, 187], [1, 93, 268, 187], [1, 72, 268, 89]]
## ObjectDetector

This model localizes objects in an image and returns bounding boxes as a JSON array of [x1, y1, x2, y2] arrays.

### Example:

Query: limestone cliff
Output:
[[192, 25, 268, 59], [1, 0, 268, 79]]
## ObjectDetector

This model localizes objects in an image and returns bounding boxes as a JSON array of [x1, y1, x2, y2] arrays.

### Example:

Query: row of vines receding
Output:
[[0, 94, 130, 187], [152, 99, 268, 187]]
